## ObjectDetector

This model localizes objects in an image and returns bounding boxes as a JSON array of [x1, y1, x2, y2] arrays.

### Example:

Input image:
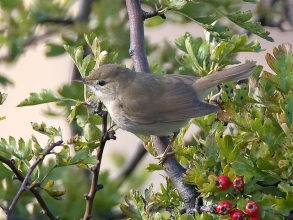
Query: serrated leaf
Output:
[[232, 157, 265, 180], [17, 89, 61, 106], [31, 122, 62, 138], [274, 194, 293, 215], [216, 133, 235, 163], [0, 138, 12, 155], [250, 118, 281, 151], [226, 11, 274, 42], [193, 16, 229, 39], [282, 94, 293, 125], [264, 44, 293, 94], [210, 41, 235, 63]]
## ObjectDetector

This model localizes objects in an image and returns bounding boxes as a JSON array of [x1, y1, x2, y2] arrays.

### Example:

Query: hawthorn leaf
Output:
[[17, 89, 61, 106]]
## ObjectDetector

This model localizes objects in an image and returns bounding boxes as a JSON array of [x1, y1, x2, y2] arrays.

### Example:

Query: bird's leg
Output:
[[155, 132, 178, 164]]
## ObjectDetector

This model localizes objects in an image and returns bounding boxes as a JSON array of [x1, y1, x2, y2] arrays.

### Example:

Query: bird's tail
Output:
[[193, 61, 256, 100]]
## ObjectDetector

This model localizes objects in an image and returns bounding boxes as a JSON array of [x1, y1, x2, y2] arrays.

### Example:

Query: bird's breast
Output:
[[106, 99, 188, 136]]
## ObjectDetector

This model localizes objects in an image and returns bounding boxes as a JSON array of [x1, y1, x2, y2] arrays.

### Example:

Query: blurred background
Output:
[[0, 0, 293, 219]]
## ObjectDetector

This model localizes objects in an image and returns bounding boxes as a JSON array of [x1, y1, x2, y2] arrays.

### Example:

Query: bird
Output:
[[76, 61, 256, 162]]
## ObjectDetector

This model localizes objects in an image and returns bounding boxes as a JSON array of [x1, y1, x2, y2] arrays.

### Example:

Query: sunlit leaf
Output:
[[17, 89, 61, 106]]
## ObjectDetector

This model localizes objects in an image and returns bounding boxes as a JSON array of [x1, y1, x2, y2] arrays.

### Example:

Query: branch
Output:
[[0, 31, 55, 63], [38, 18, 74, 25], [125, 0, 198, 214], [142, 8, 166, 20], [0, 141, 63, 220], [125, 0, 150, 72], [82, 101, 116, 220]]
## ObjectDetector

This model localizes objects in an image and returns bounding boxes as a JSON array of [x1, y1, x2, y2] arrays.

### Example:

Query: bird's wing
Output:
[[119, 73, 219, 124]]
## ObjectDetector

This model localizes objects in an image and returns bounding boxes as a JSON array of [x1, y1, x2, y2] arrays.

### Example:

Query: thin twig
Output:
[[0, 156, 57, 219], [38, 18, 74, 25], [82, 102, 116, 220], [125, 0, 198, 214], [142, 8, 166, 20], [1, 140, 63, 220], [0, 31, 55, 63]]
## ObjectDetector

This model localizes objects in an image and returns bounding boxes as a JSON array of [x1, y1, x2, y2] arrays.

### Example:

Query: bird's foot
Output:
[[154, 132, 178, 165], [155, 151, 175, 165]]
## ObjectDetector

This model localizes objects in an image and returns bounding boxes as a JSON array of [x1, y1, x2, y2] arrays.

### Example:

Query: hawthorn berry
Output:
[[245, 201, 259, 217], [230, 209, 245, 220], [216, 201, 232, 215], [249, 217, 261, 220], [233, 176, 244, 190], [216, 175, 231, 190]]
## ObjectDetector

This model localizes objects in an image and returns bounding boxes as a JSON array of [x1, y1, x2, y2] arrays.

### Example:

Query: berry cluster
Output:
[[215, 175, 261, 220]]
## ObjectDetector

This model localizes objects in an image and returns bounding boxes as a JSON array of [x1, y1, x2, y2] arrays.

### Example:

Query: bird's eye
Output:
[[98, 80, 106, 86]]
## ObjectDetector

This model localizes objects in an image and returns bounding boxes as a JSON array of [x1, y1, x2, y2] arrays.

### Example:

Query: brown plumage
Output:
[[82, 62, 256, 136]]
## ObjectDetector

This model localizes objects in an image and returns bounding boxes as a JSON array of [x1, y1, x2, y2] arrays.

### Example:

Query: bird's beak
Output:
[[72, 78, 86, 84]]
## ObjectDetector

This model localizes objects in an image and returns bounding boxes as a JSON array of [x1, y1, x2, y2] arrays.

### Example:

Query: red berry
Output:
[[249, 217, 261, 220], [230, 209, 245, 220], [216, 175, 231, 190], [245, 201, 259, 217], [233, 176, 245, 190], [216, 201, 232, 215]]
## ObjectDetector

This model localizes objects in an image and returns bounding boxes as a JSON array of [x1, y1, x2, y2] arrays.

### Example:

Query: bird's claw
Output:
[[155, 151, 174, 165]]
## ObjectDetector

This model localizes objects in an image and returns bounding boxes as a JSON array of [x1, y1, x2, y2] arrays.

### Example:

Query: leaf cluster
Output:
[[177, 43, 293, 219]]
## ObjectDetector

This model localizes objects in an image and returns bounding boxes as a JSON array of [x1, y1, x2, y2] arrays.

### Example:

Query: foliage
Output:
[[0, 0, 292, 220]]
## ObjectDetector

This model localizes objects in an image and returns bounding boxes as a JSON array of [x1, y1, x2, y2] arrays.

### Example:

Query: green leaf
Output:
[[0, 92, 8, 105], [232, 157, 265, 180], [70, 148, 90, 165], [83, 123, 101, 142], [274, 194, 293, 215], [17, 89, 61, 106], [160, 0, 187, 9], [193, 15, 229, 39], [0, 137, 33, 159], [81, 54, 96, 77], [146, 163, 163, 172], [281, 94, 293, 125], [82, 156, 98, 165], [226, 10, 274, 42], [45, 43, 65, 56], [0, 0, 22, 9], [43, 180, 66, 200], [250, 118, 282, 151], [264, 43, 293, 94], [55, 145, 71, 167], [31, 122, 62, 138], [210, 41, 235, 63], [216, 133, 235, 163], [0, 75, 13, 87]]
